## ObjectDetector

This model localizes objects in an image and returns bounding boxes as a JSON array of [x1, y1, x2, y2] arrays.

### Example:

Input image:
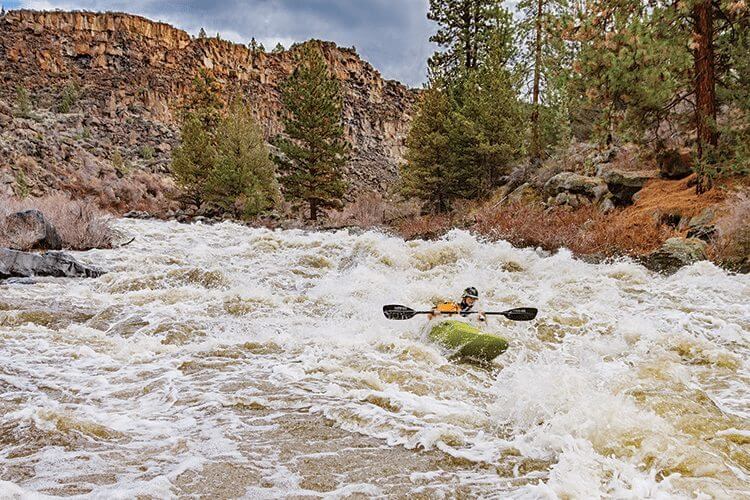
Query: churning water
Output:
[[1, 219, 748, 498]]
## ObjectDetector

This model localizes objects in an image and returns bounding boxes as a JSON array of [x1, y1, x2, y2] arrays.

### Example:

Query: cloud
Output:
[[14, 0, 436, 86]]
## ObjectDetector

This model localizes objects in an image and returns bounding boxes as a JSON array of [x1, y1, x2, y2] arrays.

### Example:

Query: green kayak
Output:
[[428, 320, 509, 363]]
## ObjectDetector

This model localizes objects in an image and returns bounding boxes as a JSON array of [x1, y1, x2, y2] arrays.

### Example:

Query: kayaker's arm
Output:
[[477, 311, 487, 322]]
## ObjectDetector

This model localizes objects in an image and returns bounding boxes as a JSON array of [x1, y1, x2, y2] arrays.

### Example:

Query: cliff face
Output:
[[0, 10, 415, 208]]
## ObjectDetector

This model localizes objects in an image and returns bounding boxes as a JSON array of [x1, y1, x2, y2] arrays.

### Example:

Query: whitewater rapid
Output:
[[0, 219, 748, 498]]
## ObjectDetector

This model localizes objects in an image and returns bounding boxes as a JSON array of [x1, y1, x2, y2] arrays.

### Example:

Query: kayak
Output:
[[428, 320, 509, 363]]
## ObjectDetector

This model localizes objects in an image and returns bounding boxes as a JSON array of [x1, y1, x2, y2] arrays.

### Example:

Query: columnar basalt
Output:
[[0, 10, 415, 208]]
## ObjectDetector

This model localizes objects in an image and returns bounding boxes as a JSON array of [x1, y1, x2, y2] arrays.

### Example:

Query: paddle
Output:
[[383, 304, 538, 321]]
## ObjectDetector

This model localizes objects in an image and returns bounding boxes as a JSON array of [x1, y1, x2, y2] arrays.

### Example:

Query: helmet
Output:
[[462, 287, 479, 299]]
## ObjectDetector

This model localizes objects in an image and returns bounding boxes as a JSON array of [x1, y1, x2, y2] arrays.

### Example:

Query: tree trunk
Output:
[[309, 198, 318, 221], [530, 0, 544, 164], [692, 0, 717, 193], [463, 2, 474, 70]]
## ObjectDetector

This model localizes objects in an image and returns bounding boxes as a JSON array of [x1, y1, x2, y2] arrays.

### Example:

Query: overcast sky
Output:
[[4, 0, 436, 87]]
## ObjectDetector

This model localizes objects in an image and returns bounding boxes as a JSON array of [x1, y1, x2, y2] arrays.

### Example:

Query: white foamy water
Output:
[[1, 219, 748, 498]]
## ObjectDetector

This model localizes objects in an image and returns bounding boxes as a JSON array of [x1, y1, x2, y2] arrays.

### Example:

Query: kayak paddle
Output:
[[383, 304, 537, 321]]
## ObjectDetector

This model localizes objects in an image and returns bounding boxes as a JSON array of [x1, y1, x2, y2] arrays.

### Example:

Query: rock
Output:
[[642, 237, 708, 273], [598, 197, 615, 214], [123, 210, 152, 219], [544, 172, 610, 203], [4, 209, 63, 250], [506, 183, 538, 204], [0, 248, 105, 279], [685, 208, 716, 241], [596, 164, 660, 205], [657, 147, 693, 179]]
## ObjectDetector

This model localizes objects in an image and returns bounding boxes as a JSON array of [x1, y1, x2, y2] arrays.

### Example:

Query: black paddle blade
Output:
[[501, 307, 538, 321], [383, 304, 417, 320]]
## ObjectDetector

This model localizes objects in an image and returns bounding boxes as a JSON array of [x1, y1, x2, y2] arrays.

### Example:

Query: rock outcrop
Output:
[[3, 209, 62, 250], [0, 10, 416, 208], [642, 237, 708, 273], [544, 172, 610, 208], [0, 247, 105, 278]]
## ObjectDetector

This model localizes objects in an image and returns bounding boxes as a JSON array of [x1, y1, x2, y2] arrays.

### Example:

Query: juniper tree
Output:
[[198, 27, 207, 38], [276, 45, 348, 221]]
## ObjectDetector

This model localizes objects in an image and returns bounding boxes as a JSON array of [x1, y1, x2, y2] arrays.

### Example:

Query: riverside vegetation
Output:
[[0, 4, 748, 273]]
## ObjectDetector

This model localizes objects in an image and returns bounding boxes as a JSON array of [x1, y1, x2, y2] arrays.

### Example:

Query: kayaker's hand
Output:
[[478, 312, 487, 322], [429, 309, 442, 319]]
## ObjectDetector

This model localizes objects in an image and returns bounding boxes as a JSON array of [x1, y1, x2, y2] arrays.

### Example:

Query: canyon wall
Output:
[[0, 10, 415, 210]]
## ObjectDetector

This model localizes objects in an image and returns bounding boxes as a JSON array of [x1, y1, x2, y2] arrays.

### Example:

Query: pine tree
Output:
[[172, 115, 216, 206], [172, 73, 279, 216], [402, 45, 526, 210], [517, 0, 573, 162], [427, 0, 514, 78], [198, 27, 207, 39], [208, 102, 280, 217], [276, 45, 348, 221], [401, 87, 454, 212], [573, 0, 749, 189], [273, 42, 285, 53]]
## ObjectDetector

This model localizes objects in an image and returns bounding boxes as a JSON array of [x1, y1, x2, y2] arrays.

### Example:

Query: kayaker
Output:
[[429, 287, 486, 321]]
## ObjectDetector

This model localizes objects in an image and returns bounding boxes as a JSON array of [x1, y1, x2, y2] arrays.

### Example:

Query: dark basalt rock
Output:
[[0, 248, 105, 279], [5, 209, 62, 250]]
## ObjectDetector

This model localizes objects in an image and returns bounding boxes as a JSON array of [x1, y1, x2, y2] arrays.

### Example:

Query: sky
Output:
[[3, 0, 437, 87]]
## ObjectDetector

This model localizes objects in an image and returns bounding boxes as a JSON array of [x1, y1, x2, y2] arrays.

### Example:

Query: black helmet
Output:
[[462, 287, 479, 299]]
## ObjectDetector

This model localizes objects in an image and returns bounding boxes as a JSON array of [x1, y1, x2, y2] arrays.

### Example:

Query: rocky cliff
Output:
[[0, 10, 415, 211]]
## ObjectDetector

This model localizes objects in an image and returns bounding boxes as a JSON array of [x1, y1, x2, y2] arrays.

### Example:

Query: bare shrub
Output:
[[327, 192, 423, 229], [0, 194, 116, 250], [711, 192, 750, 269], [327, 191, 388, 228], [394, 213, 452, 240], [474, 202, 673, 256]]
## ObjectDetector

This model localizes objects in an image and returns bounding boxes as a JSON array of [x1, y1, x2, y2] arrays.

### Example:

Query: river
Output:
[[1, 219, 749, 498]]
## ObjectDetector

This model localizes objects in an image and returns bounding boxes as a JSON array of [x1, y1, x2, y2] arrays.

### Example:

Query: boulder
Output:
[[4, 209, 63, 250], [657, 147, 693, 179], [596, 164, 660, 205], [0, 248, 105, 279], [642, 237, 708, 273], [506, 183, 539, 204], [544, 172, 610, 203], [685, 208, 716, 241]]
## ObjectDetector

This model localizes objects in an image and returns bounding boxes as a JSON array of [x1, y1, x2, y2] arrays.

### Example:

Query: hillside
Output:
[[0, 10, 415, 212]]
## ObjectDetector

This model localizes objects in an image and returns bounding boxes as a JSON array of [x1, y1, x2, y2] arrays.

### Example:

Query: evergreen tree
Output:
[[172, 72, 279, 216], [427, 0, 514, 78], [208, 102, 280, 217], [517, 0, 573, 162], [276, 45, 348, 221], [272, 42, 285, 53], [401, 87, 454, 212], [573, 0, 749, 188], [249, 37, 258, 52], [172, 115, 216, 206], [402, 50, 526, 210], [258, 42, 267, 53], [198, 27, 207, 39]]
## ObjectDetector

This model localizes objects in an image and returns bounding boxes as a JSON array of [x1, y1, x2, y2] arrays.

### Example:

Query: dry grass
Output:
[[473, 202, 674, 256], [0, 194, 117, 250], [711, 192, 750, 269]]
